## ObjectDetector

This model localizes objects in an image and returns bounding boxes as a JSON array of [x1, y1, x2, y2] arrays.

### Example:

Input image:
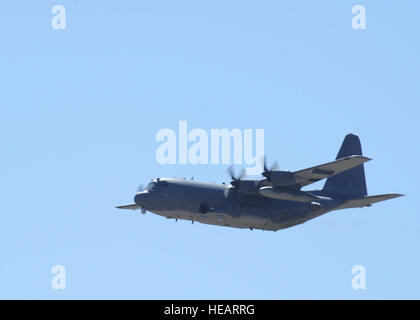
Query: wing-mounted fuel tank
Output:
[[259, 186, 319, 202]]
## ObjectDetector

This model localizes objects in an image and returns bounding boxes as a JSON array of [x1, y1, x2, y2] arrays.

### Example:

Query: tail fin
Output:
[[323, 134, 368, 198]]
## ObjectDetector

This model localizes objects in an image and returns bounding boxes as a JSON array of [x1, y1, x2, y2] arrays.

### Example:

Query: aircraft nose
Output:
[[134, 191, 148, 205]]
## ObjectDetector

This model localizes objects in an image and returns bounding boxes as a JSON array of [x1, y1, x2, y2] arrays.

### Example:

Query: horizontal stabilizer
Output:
[[335, 194, 404, 210], [116, 204, 141, 210], [294, 155, 371, 188]]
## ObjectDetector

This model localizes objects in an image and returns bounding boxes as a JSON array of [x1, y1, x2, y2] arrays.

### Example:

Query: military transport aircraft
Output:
[[117, 134, 403, 231]]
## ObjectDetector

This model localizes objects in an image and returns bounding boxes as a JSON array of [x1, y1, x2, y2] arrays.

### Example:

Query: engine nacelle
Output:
[[268, 170, 298, 187], [235, 180, 260, 194]]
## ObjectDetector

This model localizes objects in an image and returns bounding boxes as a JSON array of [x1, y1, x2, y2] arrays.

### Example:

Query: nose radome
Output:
[[134, 191, 147, 205]]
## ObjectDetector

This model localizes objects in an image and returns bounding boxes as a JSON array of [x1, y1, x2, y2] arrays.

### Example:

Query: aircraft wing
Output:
[[116, 204, 141, 210], [293, 155, 371, 187]]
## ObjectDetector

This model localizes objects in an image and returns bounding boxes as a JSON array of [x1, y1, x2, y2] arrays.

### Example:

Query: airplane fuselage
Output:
[[134, 178, 342, 231]]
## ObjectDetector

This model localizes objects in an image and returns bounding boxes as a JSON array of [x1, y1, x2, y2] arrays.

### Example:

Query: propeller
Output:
[[136, 184, 144, 193], [227, 166, 246, 188], [261, 155, 278, 180]]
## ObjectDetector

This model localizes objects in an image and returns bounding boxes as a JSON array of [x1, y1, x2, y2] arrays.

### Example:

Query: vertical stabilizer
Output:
[[323, 134, 368, 198]]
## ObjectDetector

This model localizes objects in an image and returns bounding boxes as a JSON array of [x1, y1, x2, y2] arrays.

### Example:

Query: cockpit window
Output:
[[145, 180, 168, 191], [145, 182, 157, 191]]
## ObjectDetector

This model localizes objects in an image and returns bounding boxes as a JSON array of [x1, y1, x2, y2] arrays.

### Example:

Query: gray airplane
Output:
[[117, 134, 403, 231]]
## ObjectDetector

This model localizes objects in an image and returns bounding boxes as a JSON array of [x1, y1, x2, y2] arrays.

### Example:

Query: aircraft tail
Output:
[[322, 134, 368, 198]]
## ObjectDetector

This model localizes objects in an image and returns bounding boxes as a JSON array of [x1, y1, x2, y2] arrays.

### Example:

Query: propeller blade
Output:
[[227, 166, 236, 180], [261, 155, 269, 172], [136, 184, 144, 192], [271, 160, 279, 171], [261, 155, 279, 179], [238, 167, 246, 180], [227, 166, 246, 188]]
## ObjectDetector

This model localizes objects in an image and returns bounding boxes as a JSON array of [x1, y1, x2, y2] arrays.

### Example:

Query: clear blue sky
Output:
[[1, 1, 419, 299]]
